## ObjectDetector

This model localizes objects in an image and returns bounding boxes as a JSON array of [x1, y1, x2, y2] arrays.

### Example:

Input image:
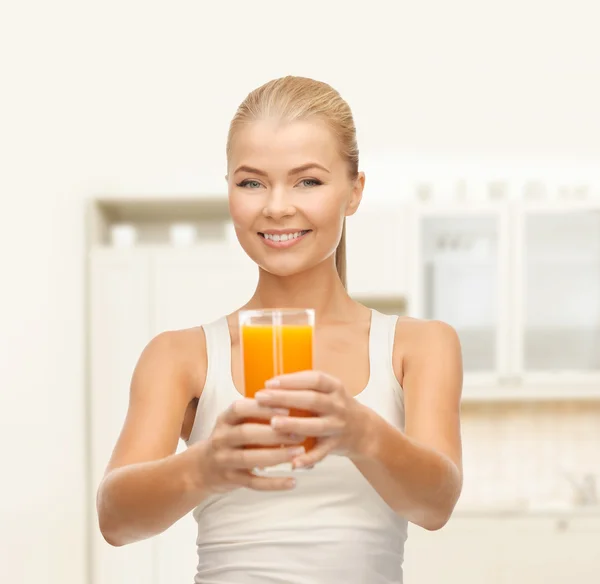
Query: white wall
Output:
[[1, 1, 600, 582], [460, 404, 600, 508]]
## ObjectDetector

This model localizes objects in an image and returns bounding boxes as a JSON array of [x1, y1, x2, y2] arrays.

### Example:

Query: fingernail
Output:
[[271, 417, 284, 428], [265, 379, 280, 388], [285, 478, 296, 489], [289, 446, 306, 456], [272, 408, 290, 416], [255, 391, 272, 401]]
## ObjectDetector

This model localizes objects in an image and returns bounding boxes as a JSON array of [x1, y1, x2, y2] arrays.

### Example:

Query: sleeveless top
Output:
[[185, 309, 408, 584]]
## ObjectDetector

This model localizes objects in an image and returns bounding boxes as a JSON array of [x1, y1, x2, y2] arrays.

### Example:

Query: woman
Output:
[[96, 76, 463, 583]]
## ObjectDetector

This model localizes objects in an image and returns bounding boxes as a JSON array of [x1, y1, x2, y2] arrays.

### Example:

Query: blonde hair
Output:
[[226, 76, 359, 288]]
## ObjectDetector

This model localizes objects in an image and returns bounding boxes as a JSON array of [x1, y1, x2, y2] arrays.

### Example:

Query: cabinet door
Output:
[[502, 517, 599, 584], [514, 203, 600, 385], [89, 248, 156, 584], [346, 208, 406, 299], [408, 204, 511, 387], [403, 520, 505, 584], [151, 245, 258, 584], [152, 245, 258, 333]]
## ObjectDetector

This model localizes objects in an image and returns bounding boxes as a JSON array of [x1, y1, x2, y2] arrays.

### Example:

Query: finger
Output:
[[222, 398, 289, 425], [254, 389, 332, 414], [234, 470, 297, 492], [291, 438, 335, 470], [226, 423, 306, 447], [265, 371, 339, 393], [224, 444, 307, 470], [270, 415, 342, 437]]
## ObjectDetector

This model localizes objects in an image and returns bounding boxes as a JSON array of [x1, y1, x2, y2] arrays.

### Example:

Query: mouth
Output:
[[258, 229, 312, 249]]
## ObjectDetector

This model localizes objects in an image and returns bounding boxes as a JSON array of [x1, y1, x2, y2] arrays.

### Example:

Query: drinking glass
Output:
[[239, 308, 316, 473]]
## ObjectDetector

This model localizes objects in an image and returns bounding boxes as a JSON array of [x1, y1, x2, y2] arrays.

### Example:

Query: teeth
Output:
[[263, 231, 306, 242]]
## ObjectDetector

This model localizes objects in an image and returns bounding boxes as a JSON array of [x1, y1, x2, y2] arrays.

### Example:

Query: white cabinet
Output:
[[505, 517, 599, 584], [404, 515, 600, 584], [152, 246, 257, 334], [407, 202, 511, 388], [346, 208, 407, 299], [513, 203, 600, 384], [407, 200, 600, 400], [404, 519, 506, 584], [89, 244, 258, 584], [89, 249, 155, 584]]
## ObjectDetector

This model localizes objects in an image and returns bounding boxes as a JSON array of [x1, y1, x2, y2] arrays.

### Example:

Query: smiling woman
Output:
[[225, 100, 361, 283], [95, 75, 464, 584]]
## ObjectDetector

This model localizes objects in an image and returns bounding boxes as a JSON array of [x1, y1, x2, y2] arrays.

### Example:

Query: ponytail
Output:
[[335, 218, 347, 289]]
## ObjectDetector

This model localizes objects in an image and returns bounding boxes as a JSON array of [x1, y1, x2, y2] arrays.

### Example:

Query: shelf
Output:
[[352, 295, 407, 316], [92, 194, 230, 222], [526, 255, 600, 265], [425, 255, 495, 266], [87, 194, 232, 247], [453, 504, 600, 518]]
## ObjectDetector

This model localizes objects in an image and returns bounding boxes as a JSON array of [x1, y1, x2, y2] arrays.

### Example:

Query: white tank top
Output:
[[186, 309, 408, 584]]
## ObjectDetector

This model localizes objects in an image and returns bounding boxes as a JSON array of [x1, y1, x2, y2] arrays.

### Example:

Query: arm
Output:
[[255, 319, 463, 531], [96, 330, 211, 546], [351, 319, 463, 530], [97, 327, 305, 547]]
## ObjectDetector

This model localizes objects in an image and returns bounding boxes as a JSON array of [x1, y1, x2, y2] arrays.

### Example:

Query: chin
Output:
[[238, 237, 333, 279], [256, 259, 309, 278]]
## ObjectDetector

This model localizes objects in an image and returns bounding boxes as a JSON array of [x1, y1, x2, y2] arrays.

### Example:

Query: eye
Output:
[[237, 180, 263, 189], [297, 178, 323, 188]]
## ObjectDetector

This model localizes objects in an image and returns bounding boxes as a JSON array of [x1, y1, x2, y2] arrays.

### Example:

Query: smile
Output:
[[258, 230, 311, 249]]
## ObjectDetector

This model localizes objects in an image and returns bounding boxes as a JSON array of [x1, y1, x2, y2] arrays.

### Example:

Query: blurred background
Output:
[[1, 1, 599, 583]]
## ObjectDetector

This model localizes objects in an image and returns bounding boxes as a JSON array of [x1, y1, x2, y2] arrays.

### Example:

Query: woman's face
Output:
[[227, 118, 364, 278]]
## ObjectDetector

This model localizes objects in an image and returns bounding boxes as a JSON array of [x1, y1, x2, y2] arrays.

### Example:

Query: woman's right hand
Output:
[[194, 398, 305, 494]]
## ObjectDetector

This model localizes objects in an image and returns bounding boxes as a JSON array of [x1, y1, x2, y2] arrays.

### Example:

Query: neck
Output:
[[244, 258, 355, 323]]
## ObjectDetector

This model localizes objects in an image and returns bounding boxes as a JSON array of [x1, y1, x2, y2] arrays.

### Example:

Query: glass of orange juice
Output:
[[239, 308, 316, 473]]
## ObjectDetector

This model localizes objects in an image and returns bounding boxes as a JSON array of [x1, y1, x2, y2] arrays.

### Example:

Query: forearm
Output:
[[352, 408, 462, 530], [97, 442, 211, 546]]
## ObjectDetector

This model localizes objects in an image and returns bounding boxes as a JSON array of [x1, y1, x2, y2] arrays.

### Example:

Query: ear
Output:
[[345, 171, 365, 217]]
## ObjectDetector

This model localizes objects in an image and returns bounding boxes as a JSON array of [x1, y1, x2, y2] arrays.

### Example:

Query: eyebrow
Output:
[[233, 163, 330, 176]]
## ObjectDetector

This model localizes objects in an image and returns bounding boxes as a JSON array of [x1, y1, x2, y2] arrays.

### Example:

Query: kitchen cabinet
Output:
[[504, 516, 599, 584], [404, 519, 506, 584], [407, 202, 511, 389], [513, 202, 600, 385], [152, 245, 257, 333], [89, 244, 258, 584], [407, 199, 600, 400], [404, 514, 600, 584], [89, 249, 155, 584], [345, 207, 407, 301]]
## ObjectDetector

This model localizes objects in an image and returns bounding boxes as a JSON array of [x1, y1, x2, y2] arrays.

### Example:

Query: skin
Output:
[[96, 117, 463, 547]]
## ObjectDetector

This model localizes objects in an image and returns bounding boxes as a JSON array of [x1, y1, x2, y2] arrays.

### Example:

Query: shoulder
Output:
[[133, 325, 208, 401], [392, 317, 462, 384]]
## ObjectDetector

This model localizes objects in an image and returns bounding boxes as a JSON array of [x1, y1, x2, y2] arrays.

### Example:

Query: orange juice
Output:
[[241, 319, 316, 453]]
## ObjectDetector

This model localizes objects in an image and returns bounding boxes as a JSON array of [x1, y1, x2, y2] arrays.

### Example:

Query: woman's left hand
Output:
[[254, 371, 371, 469]]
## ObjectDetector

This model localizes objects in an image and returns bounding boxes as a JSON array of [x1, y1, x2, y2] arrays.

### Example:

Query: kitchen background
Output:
[[1, 1, 599, 583]]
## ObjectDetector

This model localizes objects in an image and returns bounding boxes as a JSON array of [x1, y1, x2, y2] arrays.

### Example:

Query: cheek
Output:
[[303, 191, 346, 231], [228, 193, 258, 229]]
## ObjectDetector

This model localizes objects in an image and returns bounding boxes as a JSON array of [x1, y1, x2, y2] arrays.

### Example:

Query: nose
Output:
[[262, 188, 296, 221]]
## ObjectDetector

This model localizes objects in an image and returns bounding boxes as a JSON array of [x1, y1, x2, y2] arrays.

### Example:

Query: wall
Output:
[[1, 1, 600, 582], [460, 404, 600, 509]]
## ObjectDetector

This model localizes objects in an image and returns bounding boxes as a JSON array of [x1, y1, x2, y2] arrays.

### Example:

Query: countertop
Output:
[[452, 502, 600, 518]]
